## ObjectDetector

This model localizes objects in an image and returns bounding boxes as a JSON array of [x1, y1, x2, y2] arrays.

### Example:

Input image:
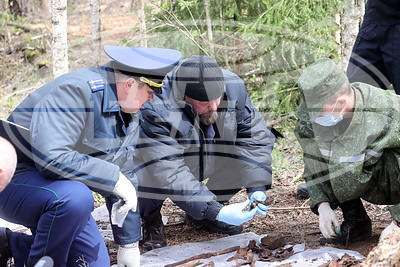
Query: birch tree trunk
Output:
[[51, 0, 68, 77], [90, 0, 101, 66], [204, 0, 214, 54], [340, 0, 365, 69], [137, 0, 147, 47]]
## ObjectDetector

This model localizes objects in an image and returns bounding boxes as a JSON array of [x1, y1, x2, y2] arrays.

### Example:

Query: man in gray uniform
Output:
[[0, 46, 181, 267], [135, 55, 276, 251], [295, 58, 400, 245]]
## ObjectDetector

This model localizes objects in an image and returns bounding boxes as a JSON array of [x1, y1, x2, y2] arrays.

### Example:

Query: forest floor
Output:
[[0, 0, 392, 265]]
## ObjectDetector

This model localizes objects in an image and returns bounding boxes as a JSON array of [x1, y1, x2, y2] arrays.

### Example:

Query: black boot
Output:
[[296, 183, 309, 198], [0, 227, 12, 267], [140, 207, 167, 251], [320, 198, 372, 246], [186, 215, 243, 235]]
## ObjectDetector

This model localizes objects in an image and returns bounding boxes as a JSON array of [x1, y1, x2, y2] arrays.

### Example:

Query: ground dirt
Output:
[[0, 0, 393, 266]]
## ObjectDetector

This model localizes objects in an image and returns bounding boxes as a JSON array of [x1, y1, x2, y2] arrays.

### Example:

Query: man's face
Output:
[[118, 79, 154, 113], [185, 96, 221, 125]]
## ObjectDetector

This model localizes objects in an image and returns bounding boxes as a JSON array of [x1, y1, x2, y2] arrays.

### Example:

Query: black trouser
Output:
[[347, 22, 400, 94]]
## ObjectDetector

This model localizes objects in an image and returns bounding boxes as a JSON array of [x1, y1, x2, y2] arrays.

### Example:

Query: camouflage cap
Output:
[[297, 58, 347, 121]]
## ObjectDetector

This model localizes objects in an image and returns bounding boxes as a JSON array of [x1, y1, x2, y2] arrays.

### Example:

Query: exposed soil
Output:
[[157, 138, 390, 264], [0, 0, 393, 266]]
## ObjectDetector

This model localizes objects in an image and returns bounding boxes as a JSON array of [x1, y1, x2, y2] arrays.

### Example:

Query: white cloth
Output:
[[111, 173, 137, 227], [140, 232, 365, 267]]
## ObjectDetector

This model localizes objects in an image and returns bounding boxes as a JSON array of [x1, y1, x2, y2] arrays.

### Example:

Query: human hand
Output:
[[249, 191, 269, 216], [318, 202, 340, 238], [111, 173, 137, 227], [117, 242, 140, 267], [217, 200, 257, 226]]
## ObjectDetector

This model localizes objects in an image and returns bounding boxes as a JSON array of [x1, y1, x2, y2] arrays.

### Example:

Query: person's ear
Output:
[[337, 97, 346, 108], [124, 78, 135, 94]]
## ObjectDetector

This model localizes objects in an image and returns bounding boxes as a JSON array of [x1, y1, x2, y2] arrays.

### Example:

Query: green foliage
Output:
[[129, 0, 343, 118], [25, 49, 40, 62], [93, 192, 105, 205]]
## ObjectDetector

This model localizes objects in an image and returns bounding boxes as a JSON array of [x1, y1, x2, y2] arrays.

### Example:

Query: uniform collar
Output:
[[99, 62, 121, 113]]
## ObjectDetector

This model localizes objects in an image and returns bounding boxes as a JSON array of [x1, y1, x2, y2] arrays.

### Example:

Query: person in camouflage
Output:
[[295, 58, 400, 245]]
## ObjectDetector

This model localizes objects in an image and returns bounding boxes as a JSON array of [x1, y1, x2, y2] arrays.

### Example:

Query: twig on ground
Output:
[[301, 198, 310, 207], [164, 246, 240, 267], [269, 206, 310, 211], [6, 23, 32, 32], [165, 221, 186, 227], [174, 260, 202, 267]]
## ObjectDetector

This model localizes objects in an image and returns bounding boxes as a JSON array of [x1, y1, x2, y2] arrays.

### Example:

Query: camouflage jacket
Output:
[[295, 82, 400, 221]]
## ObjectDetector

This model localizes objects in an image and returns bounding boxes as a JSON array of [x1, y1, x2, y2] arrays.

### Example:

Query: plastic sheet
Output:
[[140, 232, 365, 266]]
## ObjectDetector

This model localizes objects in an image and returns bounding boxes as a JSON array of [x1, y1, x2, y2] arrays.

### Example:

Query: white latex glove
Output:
[[111, 173, 137, 227], [318, 202, 340, 238], [117, 242, 140, 267], [379, 221, 399, 243]]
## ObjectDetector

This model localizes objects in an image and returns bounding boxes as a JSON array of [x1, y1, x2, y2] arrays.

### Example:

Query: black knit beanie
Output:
[[176, 55, 224, 101]]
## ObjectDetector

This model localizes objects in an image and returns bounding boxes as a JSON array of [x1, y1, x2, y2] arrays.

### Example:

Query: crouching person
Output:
[[295, 58, 400, 245], [0, 46, 181, 266], [135, 55, 277, 251]]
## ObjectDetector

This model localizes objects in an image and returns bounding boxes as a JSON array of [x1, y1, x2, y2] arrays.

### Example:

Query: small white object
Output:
[[379, 221, 399, 243], [111, 173, 137, 227]]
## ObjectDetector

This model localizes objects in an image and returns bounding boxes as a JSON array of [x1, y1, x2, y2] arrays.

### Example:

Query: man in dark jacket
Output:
[[0, 46, 181, 267], [135, 55, 276, 251]]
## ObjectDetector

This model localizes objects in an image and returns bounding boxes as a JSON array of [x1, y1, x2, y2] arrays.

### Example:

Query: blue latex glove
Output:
[[250, 191, 269, 216], [217, 200, 257, 226]]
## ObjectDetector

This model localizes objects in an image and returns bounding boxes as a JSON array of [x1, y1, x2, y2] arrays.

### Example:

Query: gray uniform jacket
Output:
[[295, 82, 400, 221], [135, 66, 275, 220], [9, 62, 138, 196]]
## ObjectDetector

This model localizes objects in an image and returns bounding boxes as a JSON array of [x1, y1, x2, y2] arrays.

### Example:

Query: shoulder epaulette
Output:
[[88, 79, 105, 92]]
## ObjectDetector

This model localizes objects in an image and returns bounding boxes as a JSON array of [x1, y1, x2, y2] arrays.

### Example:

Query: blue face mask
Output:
[[314, 100, 343, 127]]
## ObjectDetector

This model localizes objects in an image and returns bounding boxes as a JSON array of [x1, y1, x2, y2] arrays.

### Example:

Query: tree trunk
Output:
[[137, 0, 147, 47], [340, 0, 365, 69], [204, 0, 214, 55], [90, 0, 101, 66], [51, 0, 69, 77]]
